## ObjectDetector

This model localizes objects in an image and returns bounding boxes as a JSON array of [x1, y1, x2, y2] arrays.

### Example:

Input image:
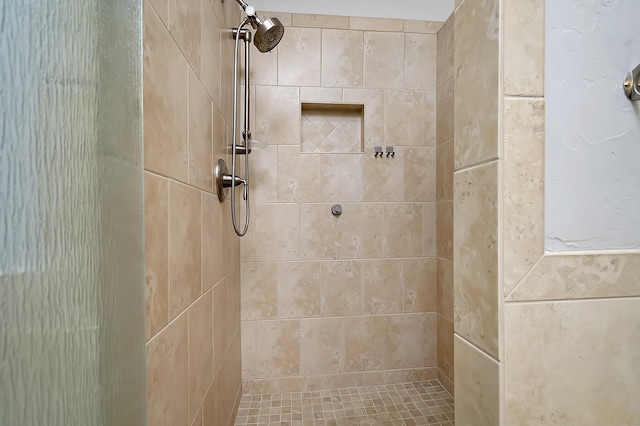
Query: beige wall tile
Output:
[[363, 148, 404, 202], [300, 318, 345, 374], [404, 33, 437, 91], [322, 29, 364, 88], [436, 22, 447, 89], [168, 0, 201, 72], [276, 146, 322, 202], [299, 203, 342, 260], [404, 147, 436, 202], [384, 203, 424, 258], [403, 258, 437, 313], [213, 278, 227, 374], [341, 203, 385, 259], [362, 259, 403, 314], [444, 16, 454, 83], [504, 0, 544, 96], [188, 70, 213, 192], [453, 161, 499, 358], [249, 46, 277, 86], [438, 370, 454, 396], [436, 316, 454, 383], [300, 87, 343, 103], [277, 262, 321, 318], [240, 321, 257, 380], [320, 373, 363, 389], [436, 77, 454, 144], [321, 261, 364, 316], [423, 202, 437, 256], [454, 335, 500, 426], [277, 27, 321, 86], [169, 181, 202, 319], [255, 203, 300, 261], [227, 266, 241, 342], [343, 89, 384, 148], [383, 313, 436, 369], [240, 203, 256, 262], [364, 32, 404, 89], [437, 258, 454, 321], [384, 90, 435, 146], [254, 85, 300, 145], [144, 4, 188, 181], [404, 20, 444, 34], [220, 197, 240, 276], [504, 98, 544, 295], [255, 320, 300, 378], [292, 14, 350, 29], [248, 145, 277, 202], [145, 172, 169, 340], [436, 139, 454, 202], [349, 17, 403, 32], [191, 407, 202, 426], [188, 292, 213, 420], [148, 0, 168, 26], [320, 154, 363, 202], [146, 313, 189, 426], [344, 316, 385, 372], [201, 192, 222, 292], [241, 262, 277, 320], [436, 201, 453, 261], [200, 1, 221, 105], [454, 0, 499, 169], [505, 299, 640, 425]]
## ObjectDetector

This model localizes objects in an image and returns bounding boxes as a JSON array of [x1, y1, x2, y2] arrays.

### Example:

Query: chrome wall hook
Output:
[[624, 64, 640, 101]]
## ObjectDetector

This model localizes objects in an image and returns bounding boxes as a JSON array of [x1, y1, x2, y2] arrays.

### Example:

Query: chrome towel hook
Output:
[[623, 64, 640, 101]]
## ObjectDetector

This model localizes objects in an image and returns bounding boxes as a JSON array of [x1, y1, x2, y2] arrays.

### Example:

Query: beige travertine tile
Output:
[[168, 0, 201, 72], [191, 407, 202, 426], [219, 197, 240, 276], [201, 192, 222, 292], [436, 20, 447, 89], [254, 85, 300, 145], [437, 316, 454, 384], [504, 0, 544, 96], [240, 203, 256, 262], [454, 0, 499, 169], [299, 203, 342, 260], [437, 258, 454, 321], [320, 154, 363, 202], [148, 0, 168, 25], [454, 335, 500, 426], [364, 32, 404, 89], [362, 259, 403, 314], [444, 15, 454, 83], [423, 202, 437, 256], [320, 261, 364, 316], [403, 258, 437, 313], [404, 33, 437, 91], [200, 0, 221, 105], [384, 203, 424, 258], [300, 87, 343, 103], [436, 77, 454, 144], [255, 320, 300, 378], [188, 291, 213, 420], [384, 90, 435, 146], [436, 201, 453, 261], [169, 181, 201, 319], [320, 373, 363, 389], [277, 27, 321, 86], [404, 146, 436, 201], [341, 203, 385, 259], [255, 203, 299, 261], [226, 266, 241, 343], [144, 3, 188, 181], [276, 146, 322, 202], [248, 144, 277, 202], [504, 99, 545, 295], [240, 262, 277, 320], [146, 313, 189, 426], [350, 17, 403, 32], [343, 88, 384, 148], [292, 14, 350, 29], [212, 105, 226, 168], [344, 316, 385, 372], [188, 70, 213, 192], [277, 262, 321, 318], [213, 278, 227, 374], [249, 45, 277, 86], [505, 299, 640, 425], [220, 39, 234, 125], [404, 20, 444, 34], [436, 139, 454, 202], [438, 370, 454, 396], [363, 147, 404, 202], [322, 29, 364, 88], [240, 321, 257, 380], [454, 161, 499, 357], [300, 318, 345, 374], [208, 0, 224, 27], [509, 253, 640, 301], [145, 172, 169, 340], [383, 313, 436, 369]]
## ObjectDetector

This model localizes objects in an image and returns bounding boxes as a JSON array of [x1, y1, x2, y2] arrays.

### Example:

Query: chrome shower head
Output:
[[252, 17, 285, 53]]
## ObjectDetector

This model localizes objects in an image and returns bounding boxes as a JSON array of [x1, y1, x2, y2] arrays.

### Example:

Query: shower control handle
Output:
[[222, 173, 248, 200]]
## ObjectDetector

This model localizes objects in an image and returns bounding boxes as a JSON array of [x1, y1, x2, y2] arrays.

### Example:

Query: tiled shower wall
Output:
[[435, 16, 454, 396], [143, 0, 243, 425], [240, 13, 444, 393]]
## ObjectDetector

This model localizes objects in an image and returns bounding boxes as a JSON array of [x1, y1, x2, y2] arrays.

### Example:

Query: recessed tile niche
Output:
[[301, 103, 364, 153]]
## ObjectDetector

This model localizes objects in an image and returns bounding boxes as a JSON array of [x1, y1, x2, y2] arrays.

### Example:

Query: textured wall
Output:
[[143, 0, 243, 425], [240, 13, 443, 393]]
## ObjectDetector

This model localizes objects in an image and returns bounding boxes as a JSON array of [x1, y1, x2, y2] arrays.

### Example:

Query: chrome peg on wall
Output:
[[623, 64, 640, 101]]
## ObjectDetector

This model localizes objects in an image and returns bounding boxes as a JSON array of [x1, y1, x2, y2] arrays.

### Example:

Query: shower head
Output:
[[234, 0, 285, 53]]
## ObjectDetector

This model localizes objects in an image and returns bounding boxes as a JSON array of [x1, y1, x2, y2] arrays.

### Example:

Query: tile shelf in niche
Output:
[[301, 102, 364, 154]]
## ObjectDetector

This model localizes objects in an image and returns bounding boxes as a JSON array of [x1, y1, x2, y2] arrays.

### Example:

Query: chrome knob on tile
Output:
[[623, 64, 640, 101], [331, 204, 342, 216]]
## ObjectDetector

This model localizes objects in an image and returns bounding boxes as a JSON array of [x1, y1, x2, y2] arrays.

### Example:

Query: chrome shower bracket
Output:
[[623, 64, 640, 101]]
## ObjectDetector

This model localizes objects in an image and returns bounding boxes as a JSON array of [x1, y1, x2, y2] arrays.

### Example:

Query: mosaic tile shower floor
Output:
[[234, 380, 454, 426]]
